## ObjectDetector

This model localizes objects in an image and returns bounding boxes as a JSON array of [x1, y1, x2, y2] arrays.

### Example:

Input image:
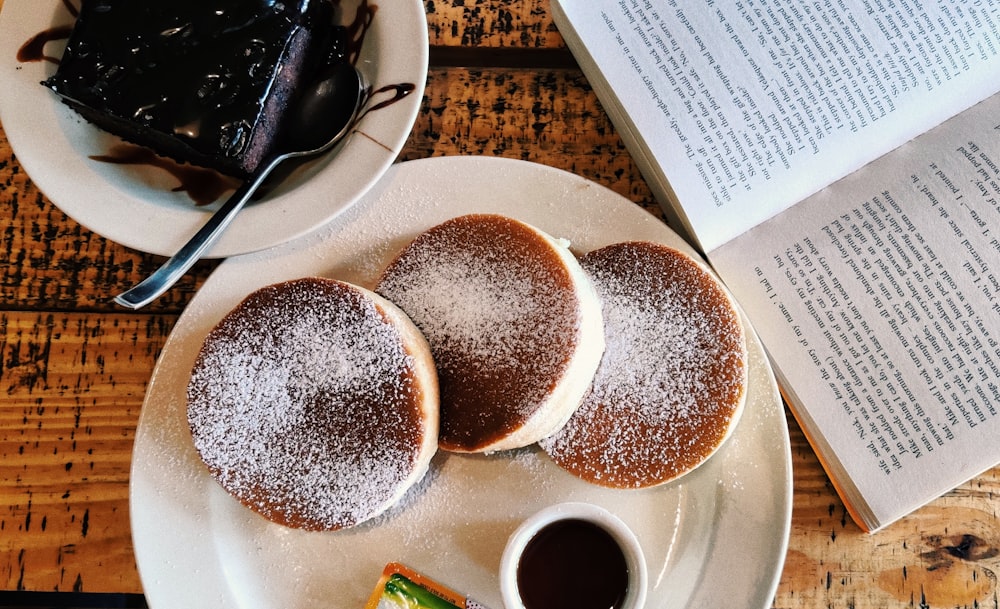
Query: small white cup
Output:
[[499, 502, 647, 609]]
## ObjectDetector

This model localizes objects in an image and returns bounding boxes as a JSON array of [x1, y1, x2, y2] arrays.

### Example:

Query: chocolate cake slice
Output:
[[43, 0, 344, 178]]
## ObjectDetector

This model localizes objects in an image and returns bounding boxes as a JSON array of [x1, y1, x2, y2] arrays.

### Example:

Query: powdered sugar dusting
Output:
[[541, 242, 748, 488], [376, 215, 584, 451], [382, 255, 544, 365], [187, 278, 433, 531]]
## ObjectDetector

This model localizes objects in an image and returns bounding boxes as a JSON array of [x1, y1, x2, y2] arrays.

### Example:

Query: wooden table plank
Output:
[[424, 0, 564, 49], [404, 69, 661, 217], [1, 311, 168, 593]]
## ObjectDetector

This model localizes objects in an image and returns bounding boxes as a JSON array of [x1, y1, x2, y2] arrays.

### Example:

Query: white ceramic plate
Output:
[[0, 0, 426, 257], [130, 157, 792, 609]]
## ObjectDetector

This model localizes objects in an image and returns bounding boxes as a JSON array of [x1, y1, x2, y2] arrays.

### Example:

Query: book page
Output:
[[710, 93, 1000, 529], [554, 0, 1000, 252]]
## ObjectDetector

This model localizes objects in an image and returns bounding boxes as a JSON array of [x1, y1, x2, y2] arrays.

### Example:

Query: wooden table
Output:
[[2, 1, 1000, 608]]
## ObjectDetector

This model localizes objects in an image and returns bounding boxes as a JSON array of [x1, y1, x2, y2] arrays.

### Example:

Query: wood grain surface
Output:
[[2, 1, 1000, 607]]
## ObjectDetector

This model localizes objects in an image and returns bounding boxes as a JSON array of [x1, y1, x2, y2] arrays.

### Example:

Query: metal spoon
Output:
[[114, 63, 366, 310]]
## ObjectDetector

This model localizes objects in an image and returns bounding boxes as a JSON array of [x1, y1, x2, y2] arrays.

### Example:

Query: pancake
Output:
[[186, 277, 438, 531], [375, 214, 605, 453], [540, 241, 748, 488]]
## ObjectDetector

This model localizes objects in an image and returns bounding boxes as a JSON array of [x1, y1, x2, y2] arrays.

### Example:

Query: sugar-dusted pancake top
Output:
[[376, 214, 604, 453], [541, 241, 748, 488], [187, 277, 438, 531]]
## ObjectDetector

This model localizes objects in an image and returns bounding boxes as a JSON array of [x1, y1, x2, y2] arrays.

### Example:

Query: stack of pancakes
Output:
[[185, 214, 749, 531]]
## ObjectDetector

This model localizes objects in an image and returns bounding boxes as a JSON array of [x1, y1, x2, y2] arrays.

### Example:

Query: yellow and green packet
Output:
[[364, 562, 489, 609]]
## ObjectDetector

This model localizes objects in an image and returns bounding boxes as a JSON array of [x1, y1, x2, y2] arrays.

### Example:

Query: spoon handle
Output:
[[114, 65, 365, 310], [113, 168, 270, 310]]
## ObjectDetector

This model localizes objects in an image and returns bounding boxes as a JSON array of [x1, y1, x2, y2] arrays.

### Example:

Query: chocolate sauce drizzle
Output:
[[15, 0, 77, 63], [345, 0, 376, 66], [16, 25, 72, 64], [90, 144, 241, 207], [17, 0, 418, 206], [360, 83, 418, 122]]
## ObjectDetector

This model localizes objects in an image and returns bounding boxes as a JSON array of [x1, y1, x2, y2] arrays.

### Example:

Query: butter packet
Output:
[[364, 562, 489, 609]]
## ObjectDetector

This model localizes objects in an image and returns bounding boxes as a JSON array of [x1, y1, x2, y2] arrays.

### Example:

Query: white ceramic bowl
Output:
[[499, 502, 647, 609]]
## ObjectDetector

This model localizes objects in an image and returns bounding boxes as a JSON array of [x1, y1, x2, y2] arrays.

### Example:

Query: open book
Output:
[[552, 0, 1000, 532]]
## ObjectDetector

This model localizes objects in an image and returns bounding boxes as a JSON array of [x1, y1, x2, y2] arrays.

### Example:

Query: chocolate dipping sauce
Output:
[[516, 518, 630, 609]]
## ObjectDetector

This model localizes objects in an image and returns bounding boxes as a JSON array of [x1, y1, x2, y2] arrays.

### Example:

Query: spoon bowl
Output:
[[114, 62, 366, 310]]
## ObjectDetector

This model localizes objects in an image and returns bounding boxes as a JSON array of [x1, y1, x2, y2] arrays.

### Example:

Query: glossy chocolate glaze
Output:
[[42, 0, 347, 178]]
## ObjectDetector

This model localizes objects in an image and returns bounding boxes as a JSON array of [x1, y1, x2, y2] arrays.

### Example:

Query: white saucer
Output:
[[0, 0, 427, 257]]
